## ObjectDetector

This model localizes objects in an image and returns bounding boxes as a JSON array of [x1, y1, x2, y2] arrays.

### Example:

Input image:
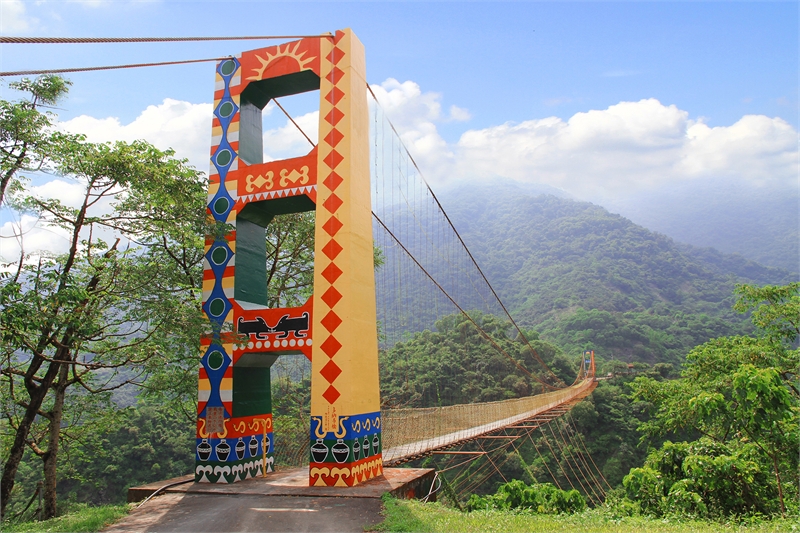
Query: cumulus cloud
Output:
[[0, 177, 124, 267], [369, 79, 457, 178], [0, 214, 72, 264], [350, 81, 799, 202], [27, 179, 88, 210], [262, 108, 319, 162], [445, 99, 797, 200], [0, 0, 37, 33], [448, 105, 471, 122], [680, 115, 798, 184], [60, 99, 213, 173], [52, 82, 800, 210]]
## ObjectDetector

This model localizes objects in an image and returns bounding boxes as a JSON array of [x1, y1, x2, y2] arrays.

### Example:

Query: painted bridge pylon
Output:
[[196, 29, 383, 488]]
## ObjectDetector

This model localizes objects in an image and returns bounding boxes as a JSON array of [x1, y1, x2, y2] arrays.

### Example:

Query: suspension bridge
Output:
[[1, 29, 607, 507], [189, 28, 607, 504]]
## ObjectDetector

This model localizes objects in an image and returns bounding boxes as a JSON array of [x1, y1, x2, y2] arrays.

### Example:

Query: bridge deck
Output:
[[382, 379, 596, 465]]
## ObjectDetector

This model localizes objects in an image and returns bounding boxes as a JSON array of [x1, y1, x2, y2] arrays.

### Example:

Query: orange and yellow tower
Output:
[[196, 29, 382, 487]]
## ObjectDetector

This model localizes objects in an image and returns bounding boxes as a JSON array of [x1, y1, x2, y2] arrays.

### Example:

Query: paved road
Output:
[[104, 493, 385, 533]]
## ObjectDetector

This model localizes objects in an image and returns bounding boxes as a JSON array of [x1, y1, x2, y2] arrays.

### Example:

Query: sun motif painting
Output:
[[196, 29, 383, 488], [245, 40, 318, 82]]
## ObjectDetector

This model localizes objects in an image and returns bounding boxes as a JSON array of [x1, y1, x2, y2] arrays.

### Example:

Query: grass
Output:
[[1, 503, 130, 533], [373, 497, 800, 533]]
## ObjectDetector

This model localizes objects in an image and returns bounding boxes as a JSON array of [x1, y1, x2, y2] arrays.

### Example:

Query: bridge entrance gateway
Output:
[[198, 29, 382, 488]]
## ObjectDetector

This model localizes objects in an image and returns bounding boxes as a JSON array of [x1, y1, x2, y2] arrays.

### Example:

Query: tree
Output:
[[265, 212, 315, 308], [628, 283, 799, 517], [0, 78, 208, 519], [0, 76, 73, 206]]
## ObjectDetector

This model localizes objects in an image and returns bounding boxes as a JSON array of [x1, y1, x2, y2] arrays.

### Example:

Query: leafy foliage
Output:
[[627, 283, 799, 518], [0, 77, 207, 519], [0, 76, 74, 206], [438, 183, 794, 365], [623, 439, 779, 518], [265, 212, 315, 308], [380, 312, 573, 408], [467, 480, 586, 514]]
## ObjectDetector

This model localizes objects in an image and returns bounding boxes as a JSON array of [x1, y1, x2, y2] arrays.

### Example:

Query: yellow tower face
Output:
[[197, 29, 382, 487], [309, 30, 383, 487]]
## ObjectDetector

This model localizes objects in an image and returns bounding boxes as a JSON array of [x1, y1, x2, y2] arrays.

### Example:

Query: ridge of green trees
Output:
[[438, 182, 795, 365]]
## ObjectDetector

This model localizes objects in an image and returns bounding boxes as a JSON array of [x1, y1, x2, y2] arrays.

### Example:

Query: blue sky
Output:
[[1, 1, 797, 264], [2, 1, 796, 132]]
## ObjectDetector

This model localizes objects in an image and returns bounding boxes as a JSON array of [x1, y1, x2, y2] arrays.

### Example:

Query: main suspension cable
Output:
[[0, 58, 229, 77], [0, 35, 332, 44], [366, 84, 568, 388], [373, 212, 559, 389], [0, 34, 335, 77]]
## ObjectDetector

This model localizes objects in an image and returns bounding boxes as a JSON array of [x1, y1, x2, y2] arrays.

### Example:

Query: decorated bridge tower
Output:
[[197, 29, 383, 487]]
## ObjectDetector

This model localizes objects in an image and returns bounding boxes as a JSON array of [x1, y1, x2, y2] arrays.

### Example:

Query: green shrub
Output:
[[466, 480, 586, 514], [622, 438, 780, 518]]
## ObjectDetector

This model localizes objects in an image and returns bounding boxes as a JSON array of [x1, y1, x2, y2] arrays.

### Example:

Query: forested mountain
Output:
[[398, 180, 797, 366], [602, 178, 799, 272]]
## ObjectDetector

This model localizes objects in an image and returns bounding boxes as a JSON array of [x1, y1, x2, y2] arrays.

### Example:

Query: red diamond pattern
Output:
[[327, 46, 345, 63], [323, 149, 344, 170], [320, 335, 342, 357], [328, 66, 345, 84], [321, 310, 342, 333], [323, 171, 343, 191], [322, 239, 343, 260], [324, 127, 344, 148], [321, 286, 342, 308], [323, 193, 343, 214], [322, 216, 343, 237], [321, 263, 342, 284], [324, 87, 345, 107], [322, 194, 344, 213], [320, 359, 342, 383], [324, 108, 345, 126], [322, 385, 341, 404]]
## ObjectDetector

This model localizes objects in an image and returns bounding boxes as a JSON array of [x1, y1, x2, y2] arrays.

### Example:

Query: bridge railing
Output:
[[381, 378, 595, 465]]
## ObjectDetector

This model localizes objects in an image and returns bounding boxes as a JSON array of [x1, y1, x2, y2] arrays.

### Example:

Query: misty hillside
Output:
[[602, 178, 799, 272], [396, 181, 797, 365]]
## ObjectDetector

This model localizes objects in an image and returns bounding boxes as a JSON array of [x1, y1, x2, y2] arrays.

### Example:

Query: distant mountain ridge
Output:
[[423, 181, 796, 365], [599, 178, 799, 272]]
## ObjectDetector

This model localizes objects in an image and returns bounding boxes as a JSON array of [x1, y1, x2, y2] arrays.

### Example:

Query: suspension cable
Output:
[[373, 212, 559, 389], [566, 413, 614, 491], [528, 428, 563, 489], [554, 420, 604, 502], [366, 84, 567, 388], [0, 35, 332, 44], [0, 57, 228, 77], [271, 98, 316, 148], [558, 420, 606, 499], [539, 424, 575, 491], [546, 423, 596, 505]]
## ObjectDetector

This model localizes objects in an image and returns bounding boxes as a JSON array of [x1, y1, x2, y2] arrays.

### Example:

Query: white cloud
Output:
[[0, 0, 38, 33], [27, 179, 87, 209], [0, 214, 72, 264], [448, 105, 471, 122], [680, 115, 798, 184], [445, 98, 798, 200], [60, 99, 213, 173], [52, 85, 799, 211], [262, 108, 319, 162], [369, 79, 456, 178]]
